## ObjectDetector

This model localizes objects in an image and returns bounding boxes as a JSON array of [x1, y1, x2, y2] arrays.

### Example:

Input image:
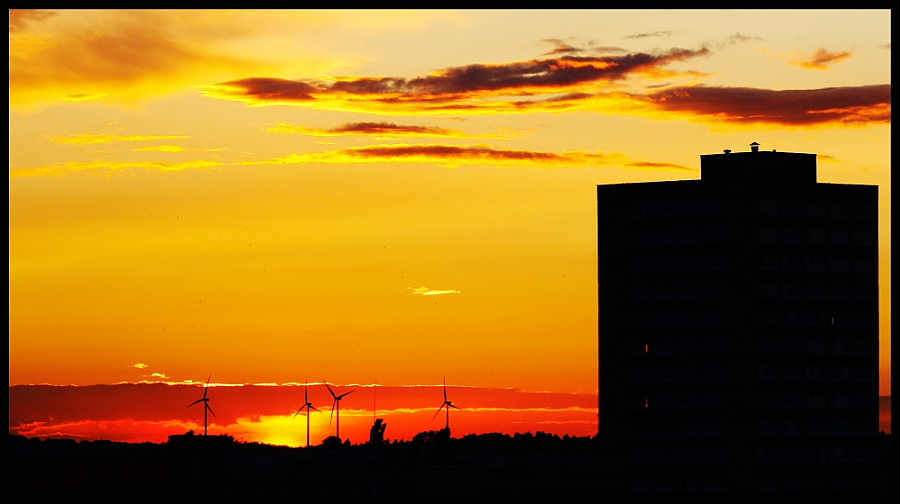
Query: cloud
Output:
[[9, 383, 601, 444], [10, 159, 224, 178], [723, 32, 762, 45], [132, 363, 149, 369], [237, 143, 696, 171], [9, 9, 56, 33], [8, 11, 324, 109], [203, 48, 712, 114], [790, 47, 854, 70], [51, 133, 190, 145], [642, 84, 891, 127], [267, 122, 517, 139], [237, 143, 682, 170], [409, 287, 461, 296], [540, 39, 586, 56], [132, 145, 225, 153], [625, 30, 675, 39]]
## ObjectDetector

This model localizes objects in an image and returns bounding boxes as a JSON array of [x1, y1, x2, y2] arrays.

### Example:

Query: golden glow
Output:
[[51, 134, 190, 145], [9, 11, 891, 424]]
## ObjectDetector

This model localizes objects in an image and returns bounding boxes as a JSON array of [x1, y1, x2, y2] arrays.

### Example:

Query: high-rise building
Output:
[[597, 143, 879, 493]]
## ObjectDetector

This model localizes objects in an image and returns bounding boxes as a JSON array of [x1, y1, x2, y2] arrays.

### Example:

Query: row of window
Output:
[[758, 445, 876, 463], [760, 254, 874, 272], [630, 199, 727, 217], [631, 226, 726, 244], [759, 336, 878, 356], [633, 393, 726, 409], [758, 200, 875, 219], [760, 419, 876, 436], [758, 309, 876, 327], [632, 364, 726, 382], [758, 227, 873, 246], [759, 472, 874, 491], [632, 419, 726, 437], [631, 474, 724, 492], [631, 446, 726, 465], [631, 281, 727, 299], [630, 253, 725, 271], [629, 338, 727, 355], [758, 281, 874, 300], [632, 310, 726, 327], [758, 365, 877, 384], [759, 390, 876, 408]]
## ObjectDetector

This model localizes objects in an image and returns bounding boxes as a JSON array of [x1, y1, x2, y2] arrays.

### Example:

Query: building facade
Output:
[[598, 144, 879, 493]]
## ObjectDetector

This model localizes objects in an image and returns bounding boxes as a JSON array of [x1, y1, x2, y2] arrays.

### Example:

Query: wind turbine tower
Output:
[[294, 380, 321, 448], [187, 375, 216, 436], [325, 381, 354, 440], [432, 378, 461, 431]]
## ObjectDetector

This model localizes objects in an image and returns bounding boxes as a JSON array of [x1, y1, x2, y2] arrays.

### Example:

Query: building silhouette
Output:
[[598, 143, 879, 493]]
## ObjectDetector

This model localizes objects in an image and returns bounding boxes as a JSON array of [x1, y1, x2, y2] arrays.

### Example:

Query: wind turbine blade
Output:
[[206, 404, 217, 418], [325, 381, 336, 398], [337, 390, 354, 399], [330, 401, 336, 425], [203, 375, 211, 398], [294, 408, 303, 418], [450, 404, 462, 410], [310, 406, 322, 413], [443, 378, 447, 402], [432, 404, 445, 421], [188, 399, 204, 408]]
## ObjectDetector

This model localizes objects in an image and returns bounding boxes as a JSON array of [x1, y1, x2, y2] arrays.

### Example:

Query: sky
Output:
[[9, 9, 891, 445]]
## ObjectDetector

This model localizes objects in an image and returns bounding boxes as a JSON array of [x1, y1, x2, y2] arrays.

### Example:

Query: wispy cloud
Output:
[[723, 32, 762, 45], [8, 9, 55, 33], [625, 30, 675, 39], [132, 363, 149, 369], [236, 143, 694, 171], [789, 47, 854, 70], [10, 159, 223, 178], [51, 133, 190, 145], [409, 287, 461, 296], [132, 145, 225, 152], [203, 48, 712, 114], [267, 122, 517, 139], [642, 84, 891, 127]]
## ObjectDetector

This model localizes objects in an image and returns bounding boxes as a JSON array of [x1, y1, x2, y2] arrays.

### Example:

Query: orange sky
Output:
[[9, 10, 891, 441]]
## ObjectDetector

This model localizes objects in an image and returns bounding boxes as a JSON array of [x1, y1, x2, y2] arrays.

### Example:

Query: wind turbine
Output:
[[432, 378, 460, 431], [294, 380, 321, 447], [188, 375, 216, 436], [325, 381, 354, 440]]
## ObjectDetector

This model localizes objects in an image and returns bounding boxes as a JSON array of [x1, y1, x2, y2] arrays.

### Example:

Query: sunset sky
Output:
[[9, 10, 891, 445]]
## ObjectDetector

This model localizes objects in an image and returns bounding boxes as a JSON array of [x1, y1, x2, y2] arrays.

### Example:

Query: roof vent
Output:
[[724, 149, 731, 154], [750, 142, 760, 153]]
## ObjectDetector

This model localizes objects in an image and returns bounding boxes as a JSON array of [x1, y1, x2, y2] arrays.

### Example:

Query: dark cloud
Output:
[[9, 9, 55, 33], [332, 122, 453, 135], [208, 48, 711, 106], [625, 30, 675, 39], [592, 46, 628, 54], [724, 32, 762, 45], [626, 161, 695, 171], [644, 84, 891, 126], [540, 39, 585, 56], [269, 121, 489, 138]]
